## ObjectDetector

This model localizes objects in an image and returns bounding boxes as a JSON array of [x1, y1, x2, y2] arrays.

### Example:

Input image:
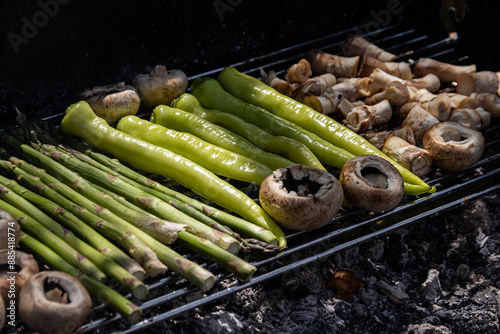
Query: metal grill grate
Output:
[[4, 21, 499, 334]]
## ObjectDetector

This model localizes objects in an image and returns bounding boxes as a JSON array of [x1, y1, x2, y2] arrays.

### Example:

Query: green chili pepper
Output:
[[170, 94, 325, 170], [190, 77, 355, 170], [60, 101, 287, 246], [117, 115, 273, 185], [216, 67, 435, 196], [151, 104, 294, 170]]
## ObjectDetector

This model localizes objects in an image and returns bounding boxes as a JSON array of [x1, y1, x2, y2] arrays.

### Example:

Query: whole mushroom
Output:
[[133, 65, 188, 109], [0, 209, 19, 249], [339, 155, 404, 212], [259, 164, 344, 231], [76, 82, 140, 124], [0, 250, 39, 300], [423, 122, 485, 171], [19, 271, 92, 334]]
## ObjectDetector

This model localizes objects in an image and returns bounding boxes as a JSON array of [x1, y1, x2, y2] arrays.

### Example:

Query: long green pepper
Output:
[[216, 66, 435, 196], [171, 94, 325, 170], [117, 116, 273, 185], [60, 101, 287, 247]]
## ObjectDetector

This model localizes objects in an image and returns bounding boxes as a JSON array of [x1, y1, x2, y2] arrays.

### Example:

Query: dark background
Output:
[[0, 0, 497, 126]]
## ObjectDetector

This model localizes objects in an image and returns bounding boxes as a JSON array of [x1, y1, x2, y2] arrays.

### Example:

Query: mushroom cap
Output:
[[0, 250, 39, 300], [259, 164, 344, 231], [339, 155, 404, 212], [423, 121, 485, 171], [19, 271, 92, 334]]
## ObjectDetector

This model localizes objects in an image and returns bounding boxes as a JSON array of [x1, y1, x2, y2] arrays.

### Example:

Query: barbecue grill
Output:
[[1, 1, 499, 333]]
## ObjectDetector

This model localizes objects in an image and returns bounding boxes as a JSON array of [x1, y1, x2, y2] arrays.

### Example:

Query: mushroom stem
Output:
[[306, 48, 360, 78], [410, 89, 452, 121], [338, 77, 371, 97], [295, 73, 337, 96], [382, 136, 433, 177], [302, 82, 356, 115], [369, 68, 440, 95], [393, 126, 416, 146], [343, 34, 396, 62], [358, 55, 412, 79], [343, 100, 393, 133], [365, 81, 410, 106], [448, 108, 491, 130], [413, 57, 476, 82], [473, 92, 500, 118], [443, 92, 475, 109], [401, 103, 440, 142], [285, 59, 312, 83], [456, 71, 500, 96], [363, 130, 394, 150], [260, 68, 295, 97]]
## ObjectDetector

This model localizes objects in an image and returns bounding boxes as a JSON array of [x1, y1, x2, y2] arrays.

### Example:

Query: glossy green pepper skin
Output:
[[117, 115, 273, 185], [216, 67, 435, 196], [61, 101, 287, 246], [190, 77, 355, 170], [172, 94, 325, 171], [151, 104, 295, 170]]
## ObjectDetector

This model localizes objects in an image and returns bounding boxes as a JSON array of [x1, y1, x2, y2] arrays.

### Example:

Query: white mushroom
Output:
[[382, 136, 433, 177], [19, 271, 92, 334], [133, 65, 188, 109], [423, 122, 485, 171], [0, 209, 19, 249], [448, 108, 491, 131], [413, 57, 476, 82], [306, 48, 360, 78], [339, 155, 404, 212], [76, 82, 140, 124], [260, 68, 295, 97], [259, 164, 343, 231]]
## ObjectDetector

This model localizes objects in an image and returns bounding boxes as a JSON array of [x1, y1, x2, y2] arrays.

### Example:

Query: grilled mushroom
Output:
[[76, 82, 140, 124], [413, 57, 476, 82], [260, 68, 295, 96], [339, 155, 404, 212], [473, 92, 500, 118], [133, 65, 188, 109], [285, 59, 312, 84], [0, 209, 19, 249], [423, 122, 485, 171], [19, 271, 92, 334], [0, 250, 39, 300], [456, 71, 500, 96], [382, 136, 433, 177], [259, 164, 343, 231]]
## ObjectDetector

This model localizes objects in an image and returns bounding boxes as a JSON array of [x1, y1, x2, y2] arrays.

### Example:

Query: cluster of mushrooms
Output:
[[259, 34, 498, 229], [1, 209, 92, 334], [77, 65, 189, 123]]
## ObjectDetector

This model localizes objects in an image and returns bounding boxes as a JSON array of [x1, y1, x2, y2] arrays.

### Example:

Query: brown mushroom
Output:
[[456, 71, 500, 96], [76, 82, 140, 124], [260, 68, 295, 97], [343, 100, 393, 133], [285, 59, 312, 84], [19, 271, 92, 334], [0, 209, 19, 250], [259, 164, 343, 231], [448, 108, 491, 131], [294, 73, 337, 96], [473, 92, 500, 118], [133, 65, 188, 109], [0, 250, 39, 300], [338, 77, 372, 97], [443, 92, 476, 109], [306, 48, 360, 78], [413, 57, 476, 82], [343, 34, 396, 62], [382, 136, 433, 177], [357, 56, 412, 79], [423, 122, 485, 171], [365, 81, 410, 106], [339, 155, 404, 212], [401, 103, 440, 142]]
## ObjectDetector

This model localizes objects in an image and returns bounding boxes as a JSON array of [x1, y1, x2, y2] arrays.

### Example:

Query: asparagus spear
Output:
[[0, 199, 107, 283], [19, 232, 142, 324], [0, 161, 150, 299], [87, 149, 281, 246], [40, 143, 240, 254], [0, 174, 162, 284]]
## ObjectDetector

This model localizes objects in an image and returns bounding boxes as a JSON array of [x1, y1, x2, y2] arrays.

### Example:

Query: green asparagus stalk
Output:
[[19, 232, 142, 324], [40, 143, 240, 254], [86, 149, 280, 246], [11, 155, 183, 245], [0, 175, 161, 284], [0, 162, 150, 299], [0, 199, 107, 283]]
